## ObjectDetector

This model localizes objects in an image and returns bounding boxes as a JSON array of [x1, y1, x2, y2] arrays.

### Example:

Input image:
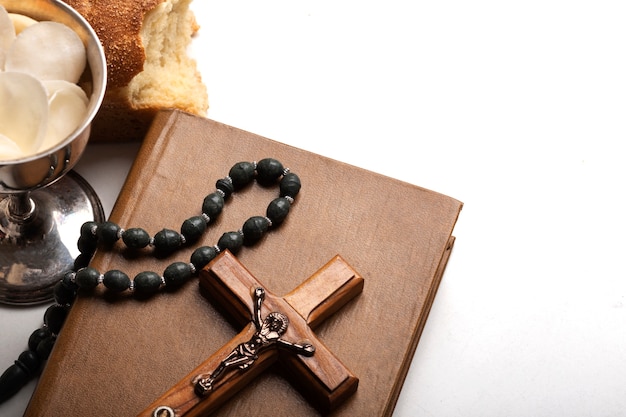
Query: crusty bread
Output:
[[63, 0, 208, 141]]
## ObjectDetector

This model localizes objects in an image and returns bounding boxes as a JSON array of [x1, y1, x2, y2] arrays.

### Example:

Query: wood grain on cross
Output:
[[138, 250, 364, 417]]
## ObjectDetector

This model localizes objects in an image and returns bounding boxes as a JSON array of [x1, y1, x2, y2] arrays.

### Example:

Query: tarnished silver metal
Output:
[[152, 405, 176, 417], [0, 171, 104, 304], [0, 0, 107, 305]]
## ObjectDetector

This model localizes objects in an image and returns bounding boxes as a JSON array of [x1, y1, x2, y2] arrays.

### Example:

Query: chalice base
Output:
[[0, 171, 104, 305]]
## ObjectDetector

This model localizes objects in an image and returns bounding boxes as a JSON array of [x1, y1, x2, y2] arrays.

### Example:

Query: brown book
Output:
[[25, 110, 462, 416]]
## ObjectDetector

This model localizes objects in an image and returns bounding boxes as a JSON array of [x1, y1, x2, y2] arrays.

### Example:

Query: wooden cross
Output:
[[138, 250, 364, 417]]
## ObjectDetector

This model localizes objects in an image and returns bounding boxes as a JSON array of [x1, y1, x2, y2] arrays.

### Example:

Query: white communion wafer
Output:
[[0, 134, 24, 160], [0, 6, 16, 69], [0, 72, 49, 159], [8, 12, 38, 34], [5, 21, 86, 83], [41, 79, 89, 151]]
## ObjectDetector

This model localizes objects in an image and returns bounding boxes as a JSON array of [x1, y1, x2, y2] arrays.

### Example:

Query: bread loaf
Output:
[[63, 0, 208, 142]]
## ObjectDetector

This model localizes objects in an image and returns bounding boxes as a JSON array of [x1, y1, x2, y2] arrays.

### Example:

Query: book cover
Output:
[[25, 110, 462, 416]]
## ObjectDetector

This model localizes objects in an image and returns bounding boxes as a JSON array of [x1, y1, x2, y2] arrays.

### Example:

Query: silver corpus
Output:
[[0, 0, 107, 304]]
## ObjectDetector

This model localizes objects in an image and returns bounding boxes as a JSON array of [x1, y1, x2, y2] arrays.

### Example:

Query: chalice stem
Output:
[[0, 172, 104, 305], [6, 192, 35, 223]]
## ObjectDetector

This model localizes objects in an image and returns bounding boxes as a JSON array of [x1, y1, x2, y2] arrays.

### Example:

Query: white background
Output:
[[2, 0, 626, 416]]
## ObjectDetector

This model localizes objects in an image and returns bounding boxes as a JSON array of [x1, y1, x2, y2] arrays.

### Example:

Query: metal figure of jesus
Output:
[[139, 251, 363, 417], [193, 287, 315, 396]]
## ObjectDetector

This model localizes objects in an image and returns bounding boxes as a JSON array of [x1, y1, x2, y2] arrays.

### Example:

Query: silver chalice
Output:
[[0, 0, 106, 304]]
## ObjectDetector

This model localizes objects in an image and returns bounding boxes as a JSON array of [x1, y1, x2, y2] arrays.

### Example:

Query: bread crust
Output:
[[64, 0, 163, 89], [63, 0, 207, 141]]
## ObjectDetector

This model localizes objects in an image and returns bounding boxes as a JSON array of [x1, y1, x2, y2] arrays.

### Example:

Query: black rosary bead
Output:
[[35, 335, 55, 361], [74, 253, 91, 270], [190, 246, 218, 271], [242, 216, 270, 245], [133, 271, 162, 293], [53, 275, 77, 306], [280, 172, 301, 198], [62, 270, 78, 288], [75, 267, 101, 290], [181, 216, 207, 243], [77, 235, 98, 256], [153, 229, 183, 254], [122, 228, 151, 249], [0, 364, 26, 403], [96, 221, 121, 245], [0, 350, 41, 403], [216, 177, 235, 197], [256, 158, 284, 184], [229, 161, 256, 188], [28, 328, 52, 352], [79, 221, 98, 240], [202, 192, 224, 218], [163, 262, 193, 287], [217, 231, 244, 253], [77, 222, 98, 254], [16, 350, 40, 378], [266, 197, 291, 224], [44, 305, 68, 335], [103, 270, 131, 292]]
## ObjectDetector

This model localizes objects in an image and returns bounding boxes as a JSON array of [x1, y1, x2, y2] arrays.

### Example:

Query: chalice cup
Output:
[[0, 0, 107, 304]]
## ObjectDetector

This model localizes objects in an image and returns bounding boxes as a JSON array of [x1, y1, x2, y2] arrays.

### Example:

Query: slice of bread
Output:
[[64, 0, 208, 141]]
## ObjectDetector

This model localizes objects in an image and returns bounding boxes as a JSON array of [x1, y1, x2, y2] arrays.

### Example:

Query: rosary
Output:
[[0, 157, 362, 416], [0, 158, 301, 403]]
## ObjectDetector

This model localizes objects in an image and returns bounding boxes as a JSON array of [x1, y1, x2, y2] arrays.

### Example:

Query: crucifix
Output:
[[138, 250, 364, 417]]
